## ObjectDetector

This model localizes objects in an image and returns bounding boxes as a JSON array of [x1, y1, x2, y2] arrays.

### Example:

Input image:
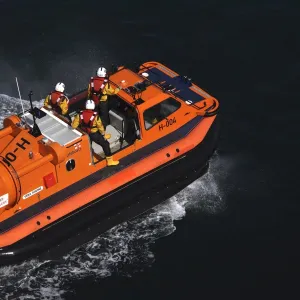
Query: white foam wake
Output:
[[0, 94, 227, 300], [0, 94, 44, 127]]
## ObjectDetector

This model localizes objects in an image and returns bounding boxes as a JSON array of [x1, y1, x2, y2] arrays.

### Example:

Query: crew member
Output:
[[87, 67, 121, 129], [44, 82, 71, 122], [71, 99, 119, 166]]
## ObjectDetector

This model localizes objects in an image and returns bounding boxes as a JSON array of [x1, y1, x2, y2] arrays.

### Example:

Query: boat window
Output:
[[66, 159, 76, 171], [143, 97, 181, 130]]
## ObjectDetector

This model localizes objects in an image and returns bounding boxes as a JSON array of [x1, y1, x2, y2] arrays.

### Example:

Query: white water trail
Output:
[[0, 94, 228, 300], [0, 94, 44, 125]]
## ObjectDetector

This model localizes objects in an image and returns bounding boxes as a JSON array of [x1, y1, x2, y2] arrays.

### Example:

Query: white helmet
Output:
[[97, 67, 107, 77], [55, 82, 65, 93], [85, 99, 95, 110]]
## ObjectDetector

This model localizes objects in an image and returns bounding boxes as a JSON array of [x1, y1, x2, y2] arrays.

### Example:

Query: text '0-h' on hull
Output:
[[0, 61, 220, 265]]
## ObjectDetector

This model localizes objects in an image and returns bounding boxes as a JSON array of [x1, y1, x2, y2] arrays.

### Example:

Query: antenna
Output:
[[28, 90, 42, 137], [15, 77, 27, 125]]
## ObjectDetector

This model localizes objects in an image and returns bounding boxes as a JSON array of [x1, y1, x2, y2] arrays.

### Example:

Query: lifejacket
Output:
[[79, 110, 98, 134], [49, 91, 68, 113], [89, 76, 108, 104]]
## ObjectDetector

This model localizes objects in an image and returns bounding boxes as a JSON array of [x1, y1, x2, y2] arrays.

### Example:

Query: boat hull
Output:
[[0, 114, 220, 266]]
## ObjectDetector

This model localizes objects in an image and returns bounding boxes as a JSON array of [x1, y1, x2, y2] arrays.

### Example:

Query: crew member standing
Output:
[[87, 67, 121, 129], [44, 82, 71, 122], [71, 99, 119, 166]]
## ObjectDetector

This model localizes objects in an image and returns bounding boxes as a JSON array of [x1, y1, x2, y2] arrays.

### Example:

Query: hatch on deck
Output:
[[23, 108, 82, 146]]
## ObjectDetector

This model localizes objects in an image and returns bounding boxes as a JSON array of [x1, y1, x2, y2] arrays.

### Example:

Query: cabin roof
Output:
[[110, 65, 212, 111], [110, 69, 166, 107]]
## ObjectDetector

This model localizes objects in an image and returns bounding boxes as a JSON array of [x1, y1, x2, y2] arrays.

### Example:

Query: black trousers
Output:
[[98, 101, 110, 129], [64, 113, 72, 123], [89, 131, 111, 156]]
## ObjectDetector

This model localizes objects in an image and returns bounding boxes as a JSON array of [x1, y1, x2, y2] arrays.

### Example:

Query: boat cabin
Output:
[[22, 62, 218, 167]]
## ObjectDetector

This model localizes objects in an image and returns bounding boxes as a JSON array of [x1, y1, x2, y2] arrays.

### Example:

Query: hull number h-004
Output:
[[159, 117, 176, 131]]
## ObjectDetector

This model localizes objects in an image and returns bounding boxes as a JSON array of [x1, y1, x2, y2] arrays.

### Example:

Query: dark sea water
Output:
[[0, 0, 300, 299]]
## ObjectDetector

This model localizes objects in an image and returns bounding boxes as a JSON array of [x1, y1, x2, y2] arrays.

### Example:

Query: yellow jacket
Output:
[[71, 112, 105, 135], [44, 94, 69, 115], [87, 81, 120, 101]]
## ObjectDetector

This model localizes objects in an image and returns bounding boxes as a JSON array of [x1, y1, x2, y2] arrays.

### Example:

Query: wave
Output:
[[0, 94, 44, 127]]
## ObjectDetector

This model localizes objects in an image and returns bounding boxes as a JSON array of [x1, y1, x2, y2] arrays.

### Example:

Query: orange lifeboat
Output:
[[0, 61, 220, 265]]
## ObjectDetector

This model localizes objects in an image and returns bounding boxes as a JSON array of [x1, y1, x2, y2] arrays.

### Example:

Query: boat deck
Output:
[[23, 108, 82, 146], [90, 109, 129, 159], [22, 107, 127, 161]]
